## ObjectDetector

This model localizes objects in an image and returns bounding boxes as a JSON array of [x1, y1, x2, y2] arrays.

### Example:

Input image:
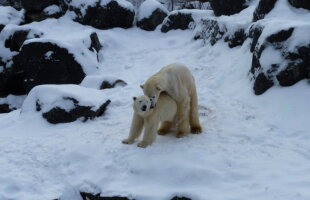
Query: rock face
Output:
[[4, 30, 31, 51], [288, 0, 310, 10], [67, 0, 135, 29], [161, 11, 194, 33], [137, 0, 168, 31], [194, 18, 226, 45], [253, 0, 278, 22], [209, 0, 247, 16], [250, 26, 310, 95], [224, 29, 246, 48], [42, 98, 111, 124], [13, 42, 86, 93]]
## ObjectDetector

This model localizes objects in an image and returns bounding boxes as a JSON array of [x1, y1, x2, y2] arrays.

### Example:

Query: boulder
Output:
[[137, 0, 168, 31], [161, 10, 194, 33], [12, 42, 86, 93], [224, 28, 246, 48], [4, 30, 31, 51], [22, 84, 111, 124], [0, 103, 12, 113], [0, 68, 26, 96], [250, 25, 310, 94], [288, 0, 310, 11], [209, 0, 247, 16], [21, 0, 58, 12], [67, 0, 135, 29], [0, 6, 24, 27], [0, 94, 25, 112], [253, 0, 277, 22], [24, 5, 64, 23], [193, 18, 226, 45]]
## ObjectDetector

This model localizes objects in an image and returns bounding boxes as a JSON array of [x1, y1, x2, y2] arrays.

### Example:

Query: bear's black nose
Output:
[[142, 105, 147, 111]]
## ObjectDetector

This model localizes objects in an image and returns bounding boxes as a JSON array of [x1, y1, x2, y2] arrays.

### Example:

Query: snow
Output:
[[137, 0, 168, 21], [0, 6, 24, 26], [1, 1, 310, 200], [80, 75, 124, 89], [0, 95, 26, 109]]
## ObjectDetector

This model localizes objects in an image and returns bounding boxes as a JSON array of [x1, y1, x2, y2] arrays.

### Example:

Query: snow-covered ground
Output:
[[1, 7, 310, 200]]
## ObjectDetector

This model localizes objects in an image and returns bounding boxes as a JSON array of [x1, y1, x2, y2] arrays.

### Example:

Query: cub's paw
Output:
[[122, 139, 134, 144], [137, 141, 151, 148], [191, 125, 202, 134]]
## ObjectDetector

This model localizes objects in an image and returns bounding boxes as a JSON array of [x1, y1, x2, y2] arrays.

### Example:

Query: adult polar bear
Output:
[[140, 63, 202, 137]]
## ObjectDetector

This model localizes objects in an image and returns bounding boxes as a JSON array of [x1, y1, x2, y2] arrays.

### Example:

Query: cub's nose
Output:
[[142, 105, 147, 111]]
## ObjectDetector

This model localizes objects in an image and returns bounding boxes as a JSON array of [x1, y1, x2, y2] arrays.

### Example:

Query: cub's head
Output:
[[132, 95, 153, 117], [140, 78, 163, 108]]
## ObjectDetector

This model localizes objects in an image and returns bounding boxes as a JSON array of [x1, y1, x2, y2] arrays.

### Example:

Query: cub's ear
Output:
[[140, 85, 144, 89], [133, 97, 137, 101]]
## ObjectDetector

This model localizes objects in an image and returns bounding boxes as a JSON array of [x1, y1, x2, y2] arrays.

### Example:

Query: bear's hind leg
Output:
[[158, 121, 173, 135], [189, 89, 202, 134]]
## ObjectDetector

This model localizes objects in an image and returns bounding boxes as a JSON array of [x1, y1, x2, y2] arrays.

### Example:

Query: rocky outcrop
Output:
[[161, 11, 194, 33], [67, 0, 135, 29], [194, 18, 226, 45], [0, 0, 23, 10], [42, 98, 111, 124], [253, 0, 277, 22], [137, 0, 168, 31], [209, 0, 247, 16], [288, 0, 310, 11]]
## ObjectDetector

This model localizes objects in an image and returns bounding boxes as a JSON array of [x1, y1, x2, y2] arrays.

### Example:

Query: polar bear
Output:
[[140, 63, 202, 137], [122, 93, 177, 148]]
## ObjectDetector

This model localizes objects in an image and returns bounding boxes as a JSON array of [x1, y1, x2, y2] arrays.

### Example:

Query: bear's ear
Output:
[[133, 97, 137, 101], [156, 86, 161, 91], [140, 84, 144, 89]]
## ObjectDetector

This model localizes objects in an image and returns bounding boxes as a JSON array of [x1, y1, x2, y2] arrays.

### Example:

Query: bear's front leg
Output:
[[137, 118, 158, 148], [122, 113, 144, 145]]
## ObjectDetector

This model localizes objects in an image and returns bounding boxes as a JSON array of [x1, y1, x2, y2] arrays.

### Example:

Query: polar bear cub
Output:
[[122, 93, 177, 148]]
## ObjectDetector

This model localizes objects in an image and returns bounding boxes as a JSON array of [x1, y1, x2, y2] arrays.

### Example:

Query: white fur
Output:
[[122, 93, 177, 148]]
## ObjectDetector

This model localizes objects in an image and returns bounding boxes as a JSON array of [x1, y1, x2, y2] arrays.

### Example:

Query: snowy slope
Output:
[[1, 2, 310, 200]]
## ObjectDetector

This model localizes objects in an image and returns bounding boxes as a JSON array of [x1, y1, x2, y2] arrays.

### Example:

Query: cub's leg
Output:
[[122, 114, 144, 144], [138, 117, 158, 148], [158, 121, 173, 135]]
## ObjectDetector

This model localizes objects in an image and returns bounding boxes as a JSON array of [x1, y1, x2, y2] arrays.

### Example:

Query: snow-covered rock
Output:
[[137, 0, 168, 31], [0, 6, 24, 29], [253, 0, 277, 22], [66, 0, 135, 29], [0, 94, 25, 113], [22, 84, 111, 124], [209, 0, 248, 16], [81, 75, 127, 90], [21, 0, 58, 12], [161, 9, 213, 33]]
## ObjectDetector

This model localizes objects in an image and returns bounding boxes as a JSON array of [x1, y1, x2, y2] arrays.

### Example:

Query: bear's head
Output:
[[133, 95, 153, 117], [140, 76, 163, 108]]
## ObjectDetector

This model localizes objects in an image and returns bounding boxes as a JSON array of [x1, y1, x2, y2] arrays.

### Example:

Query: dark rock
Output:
[[100, 79, 127, 89], [42, 98, 111, 124], [21, 0, 58, 12], [194, 18, 226, 45], [253, 72, 274, 95], [276, 62, 307, 86], [224, 28, 246, 48], [171, 197, 192, 200], [0, 0, 23, 10], [249, 24, 264, 52], [0, 68, 26, 97], [209, 0, 247, 16], [0, 103, 12, 113], [12, 42, 86, 93], [24, 8, 63, 23], [80, 192, 130, 200], [0, 24, 4, 33], [161, 11, 194, 33], [89, 32, 102, 52], [266, 28, 294, 43], [288, 0, 310, 10], [137, 7, 168, 31], [4, 30, 30, 52], [68, 0, 135, 29], [253, 0, 277, 22]]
